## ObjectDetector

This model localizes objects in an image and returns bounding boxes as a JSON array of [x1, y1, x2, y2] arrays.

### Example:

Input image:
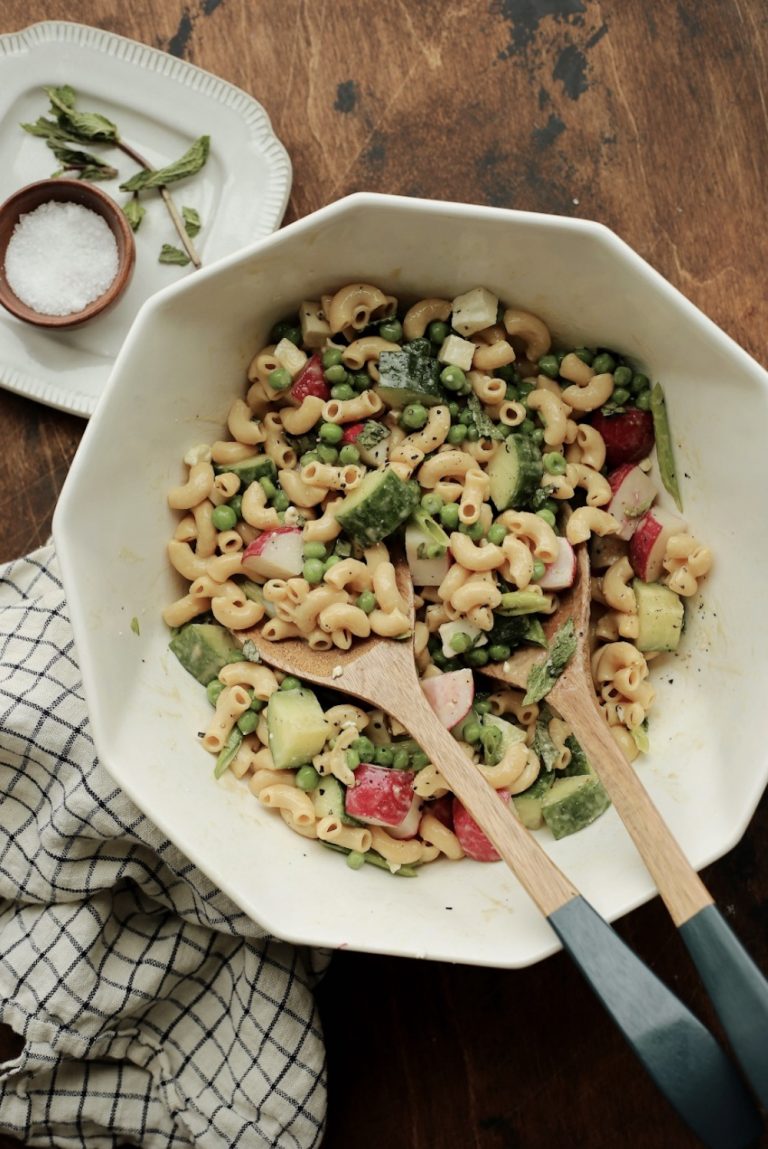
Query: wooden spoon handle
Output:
[[551, 677, 712, 926], [385, 684, 578, 917]]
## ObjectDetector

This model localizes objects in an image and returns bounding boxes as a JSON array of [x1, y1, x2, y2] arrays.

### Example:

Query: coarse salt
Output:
[[5, 200, 119, 316]]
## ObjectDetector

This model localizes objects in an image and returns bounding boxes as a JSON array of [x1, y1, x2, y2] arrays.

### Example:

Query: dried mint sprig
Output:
[[21, 85, 208, 268]]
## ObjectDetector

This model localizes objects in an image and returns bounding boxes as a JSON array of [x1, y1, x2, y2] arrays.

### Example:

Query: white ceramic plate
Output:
[[0, 20, 291, 417]]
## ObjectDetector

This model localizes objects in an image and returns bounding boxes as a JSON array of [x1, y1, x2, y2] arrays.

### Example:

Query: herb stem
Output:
[[117, 138, 201, 269]]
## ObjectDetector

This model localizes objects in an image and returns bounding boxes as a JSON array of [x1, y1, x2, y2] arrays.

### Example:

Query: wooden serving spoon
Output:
[[483, 541, 768, 1111], [235, 562, 761, 1149]]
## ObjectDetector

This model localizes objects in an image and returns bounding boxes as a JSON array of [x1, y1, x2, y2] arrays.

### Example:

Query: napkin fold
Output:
[[0, 546, 327, 1148]]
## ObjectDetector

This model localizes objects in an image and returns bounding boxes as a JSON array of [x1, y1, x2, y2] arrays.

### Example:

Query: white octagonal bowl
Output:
[[53, 193, 768, 969]]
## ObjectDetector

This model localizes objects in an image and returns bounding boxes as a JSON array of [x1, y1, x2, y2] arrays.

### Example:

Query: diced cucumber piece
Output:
[[484, 713, 527, 754], [213, 454, 276, 485], [513, 771, 555, 830], [335, 466, 420, 545], [633, 579, 684, 652], [169, 622, 246, 685], [541, 774, 610, 839], [376, 340, 443, 408], [314, 776, 345, 820], [487, 434, 543, 510], [562, 735, 591, 777], [266, 688, 329, 770]]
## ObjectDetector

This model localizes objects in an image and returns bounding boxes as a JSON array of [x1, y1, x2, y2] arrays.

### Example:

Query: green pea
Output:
[[259, 475, 278, 500], [440, 503, 460, 530], [249, 696, 265, 712], [352, 371, 371, 392], [572, 347, 594, 365], [300, 450, 319, 466], [543, 498, 559, 516], [543, 451, 567, 475], [356, 590, 377, 614], [268, 367, 292, 391], [346, 850, 366, 870], [282, 325, 302, 346], [447, 424, 468, 444], [635, 389, 652, 411], [296, 765, 321, 791], [461, 520, 485, 540], [538, 354, 560, 379], [465, 648, 489, 667], [613, 364, 633, 389], [373, 745, 394, 766], [536, 508, 557, 528], [631, 372, 650, 394], [440, 365, 466, 391], [323, 554, 342, 571], [227, 494, 243, 519], [447, 401, 461, 419], [322, 347, 343, 369], [318, 421, 344, 444], [462, 720, 482, 744], [272, 491, 290, 512], [592, 352, 616, 375], [402, 403, 428, 431], [410, 750, 429, 770], [420, 492, 443, 516], [474, 699, 492, 715], [317, 445, 339, 465], [426, 543, 446, 559], [206, 679, 224, 705], [393, 748, 410, 770], [496, 364, 519, 383], [531, 428, 545, 445], [431, 650, 450, 670], [304, 541, 327, 560], [271, 318, 295, 342], [612, 388, 631, 406], [352, 736, 375, 761], [428, 320, 450, 344], [339, 444, 360, 465], [532, 558, 546, 581], [488, 644, 511, 662], [280, 676, 302, 691], [498, 423, 513, 438], [324, 364, 349, 386], [465, 426, 480, 442], [518, 380, 535, 399], [303, 558, 325, 584], [378, 319, 403, 342], [449, 631, 473, 654], [330, 383, 355, 401], [520, 418, 537, 436], [346, 748, 361, 771], [505, 383, 520, 402], [487, 523, 507, 546], [237, 710, 259, 735], [211, 504, 237, 531]]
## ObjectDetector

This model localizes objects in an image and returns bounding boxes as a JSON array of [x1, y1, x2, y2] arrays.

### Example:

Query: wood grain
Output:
[[1, 1, 767, 1147]]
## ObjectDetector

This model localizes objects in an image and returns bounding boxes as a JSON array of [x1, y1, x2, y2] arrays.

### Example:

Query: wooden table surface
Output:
[[1, 2, 767, 1147]]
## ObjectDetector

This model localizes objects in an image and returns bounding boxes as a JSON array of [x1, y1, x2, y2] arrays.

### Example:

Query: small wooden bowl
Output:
[[0, 178, 136, 330]]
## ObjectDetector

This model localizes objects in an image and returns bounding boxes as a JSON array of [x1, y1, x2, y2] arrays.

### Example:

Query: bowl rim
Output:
[[0, 176, 136, 329]]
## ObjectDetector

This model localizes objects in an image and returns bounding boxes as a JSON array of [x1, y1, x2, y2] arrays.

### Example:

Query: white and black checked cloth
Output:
[[0, 546, 328, 1148]]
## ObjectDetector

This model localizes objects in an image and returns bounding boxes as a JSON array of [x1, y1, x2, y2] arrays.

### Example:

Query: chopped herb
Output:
[[159, 244, 192, 266], [355, 420, 389, 451], [130, 616, 140, 636], [650, 383, 683, 512], [241, 639, 262, 663], [524, 618, 577, 704], [122, 197, 146, 232], [465, 392, 504, 440], [182, 206, 202, 237]]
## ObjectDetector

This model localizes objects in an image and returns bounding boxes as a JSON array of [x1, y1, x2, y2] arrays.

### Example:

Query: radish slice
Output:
[[537, 536, 577, 590], [421, 669, 474, 730], [452, 790, 511, 862], [242, 526, 303, 580], [607, 463, 658, 540], [629, 506, 687, 582], [345, 763, 415, 827], [387, 795, 424, 839]]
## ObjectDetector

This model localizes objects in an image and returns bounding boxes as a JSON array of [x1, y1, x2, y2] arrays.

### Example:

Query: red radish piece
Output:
[[629, 506, 687, 582], [421, 668, 474, 730], [591, 408, 654, 468], [242, 526, 304, 580], [452, 790, 511, 862], [607, 464, 658, 540], [387, 795, 424, 839], [345, 763, 415, 827], [289, 354, 329, 403], [429, 794, 454, 829], [537, 536, 577, 590], [406, 520, 451, 587], [342, 423, 365, 443]]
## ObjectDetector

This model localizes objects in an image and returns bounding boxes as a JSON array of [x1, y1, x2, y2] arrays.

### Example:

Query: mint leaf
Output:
[[182, 205, 202, 237], [123, 197, 146, 231], [524, 618, 577, 704], [159, 244, 191, 266], [45, 86, 119, 143], [466, 392, 504, 440], [120, 135, 210, 191]]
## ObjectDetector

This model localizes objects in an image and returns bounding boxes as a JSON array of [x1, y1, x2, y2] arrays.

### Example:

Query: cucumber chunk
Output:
[[169, 622, 246, 685], [541, 774, 610, 839], [633, 579, 684, 652], [267, 688, 329, 769], [513, 771, 555, 830], [376, 340, 443, 408], [213, 454, 277, 485], [335, 466, 420, 545], [487, 434, 543, 511]]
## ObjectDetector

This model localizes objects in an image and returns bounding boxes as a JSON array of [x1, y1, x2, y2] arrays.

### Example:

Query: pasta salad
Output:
[[164, 283, 712, 873]]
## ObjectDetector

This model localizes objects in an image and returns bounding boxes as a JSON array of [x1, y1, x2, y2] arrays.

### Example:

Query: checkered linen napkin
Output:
[[0, 546, 327, 1149]]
